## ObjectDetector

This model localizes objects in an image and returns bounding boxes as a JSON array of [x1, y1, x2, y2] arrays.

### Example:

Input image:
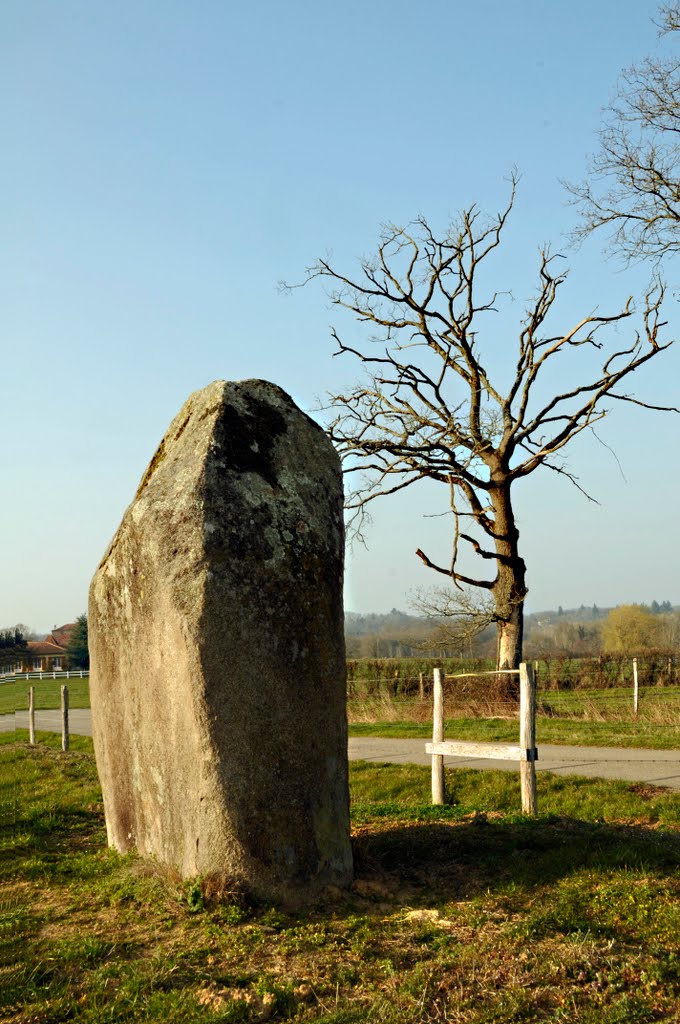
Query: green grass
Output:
[[5, 678, 679, 749], [5, 677, 679, 745], [540, 683, 680, 706], [3, 738, 680, 1022], [537, 684, 680, 724], [0, 677, 90, 715], [348, 716, 680, 748], [350, 759, 680, 825], [347, 682, 680, 747], [0, 728, 96, 751]]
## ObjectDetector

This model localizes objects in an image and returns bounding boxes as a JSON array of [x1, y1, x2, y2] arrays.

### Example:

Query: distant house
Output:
[[45, 624, 74, 651], [22, 639, 68, 673], [0, 623, 75, 675]]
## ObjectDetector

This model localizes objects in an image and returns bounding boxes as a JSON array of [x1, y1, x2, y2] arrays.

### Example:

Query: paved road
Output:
[[348, 737, 680, 790], [6, 710, 680, 790], [9, 709, 95, 738]]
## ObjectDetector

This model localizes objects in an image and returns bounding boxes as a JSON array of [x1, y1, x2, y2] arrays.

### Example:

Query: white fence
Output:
[[0, 669, 88, 684]]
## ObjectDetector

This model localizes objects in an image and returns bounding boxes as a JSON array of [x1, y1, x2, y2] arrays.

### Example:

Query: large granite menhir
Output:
[[89, 380, 353, 900]]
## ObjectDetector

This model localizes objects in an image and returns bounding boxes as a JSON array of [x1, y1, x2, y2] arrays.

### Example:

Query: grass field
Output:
[[3, 735, 680, 1022], [538, 685, 680, 714], [348, 685, 680, 749], [0, 678, 91, 716], [348, 716, 680, 749], [5, 677, 680, 749]]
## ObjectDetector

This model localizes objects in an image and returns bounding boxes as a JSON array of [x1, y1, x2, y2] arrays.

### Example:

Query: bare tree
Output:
[[411, 586, 495, 655], [568, 2, 680, 263], [295, 181, 676, 670]]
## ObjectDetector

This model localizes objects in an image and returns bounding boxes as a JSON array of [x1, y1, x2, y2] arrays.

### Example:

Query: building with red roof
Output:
[[0, 624, 75, 675]]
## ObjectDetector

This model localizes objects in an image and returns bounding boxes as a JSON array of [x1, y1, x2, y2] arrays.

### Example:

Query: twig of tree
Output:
[[567, 2, 680, 264]]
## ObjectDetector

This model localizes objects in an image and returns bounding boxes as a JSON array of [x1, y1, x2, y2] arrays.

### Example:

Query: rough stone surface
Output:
[[89, 380, 352, 899]]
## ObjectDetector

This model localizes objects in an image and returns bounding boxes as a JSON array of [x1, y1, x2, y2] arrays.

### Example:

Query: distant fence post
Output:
[[633, 658, 639, 717], [431, 668, 445, 805], [519, 662, 538, 816], [61, 684, 69, 752], [28, 686, 36, 746]]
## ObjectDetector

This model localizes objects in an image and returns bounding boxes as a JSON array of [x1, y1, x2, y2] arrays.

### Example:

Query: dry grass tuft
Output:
[[200, 871, 248, 908], [347, 695, 519, 725]]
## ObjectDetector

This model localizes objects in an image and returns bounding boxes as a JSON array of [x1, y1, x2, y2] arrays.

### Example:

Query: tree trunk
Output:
[[489, 480, 526, 696], [497, 604, 523, 670]]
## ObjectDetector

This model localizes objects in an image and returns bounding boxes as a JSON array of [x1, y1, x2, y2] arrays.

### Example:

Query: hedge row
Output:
[[347, 653, 677, 695]]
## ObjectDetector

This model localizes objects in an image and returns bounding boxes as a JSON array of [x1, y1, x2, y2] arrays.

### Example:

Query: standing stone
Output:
[[89, 380, 352, 900]]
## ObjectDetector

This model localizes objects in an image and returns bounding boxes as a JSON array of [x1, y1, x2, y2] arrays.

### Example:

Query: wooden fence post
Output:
[[61, 684, 69, 752], [419, 672, 424, 701], [28, 686, 36, 746], [519, 662, 537, 816], [431, 668, 445, 805], [633, 658, 639, 717]]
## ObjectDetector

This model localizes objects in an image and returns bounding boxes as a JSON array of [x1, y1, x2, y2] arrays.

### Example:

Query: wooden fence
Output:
[[427, 662, 538, 815], [27, 684, 70, 752]]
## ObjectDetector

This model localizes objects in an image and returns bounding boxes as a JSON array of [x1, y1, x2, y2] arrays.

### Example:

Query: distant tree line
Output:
[[347, 602, 680, 661], [0, 628, 27, 654]]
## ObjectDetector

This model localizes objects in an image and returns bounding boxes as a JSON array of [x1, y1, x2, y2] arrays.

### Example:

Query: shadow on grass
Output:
[[350, 814, 680, 904], [12, 801, 679, 908], [6, 740, 680, 914], [2, 741, 105, 884]]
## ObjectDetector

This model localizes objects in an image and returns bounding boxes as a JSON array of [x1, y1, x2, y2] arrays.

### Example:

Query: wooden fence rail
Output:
[[427, 662, 538, 815]]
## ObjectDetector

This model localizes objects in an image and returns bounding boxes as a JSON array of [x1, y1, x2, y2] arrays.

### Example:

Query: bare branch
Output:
[[415, 547, 495, 590], [566, 5, 680, 262], [411, 585, 496, 650], [531, 458, 601, 504]]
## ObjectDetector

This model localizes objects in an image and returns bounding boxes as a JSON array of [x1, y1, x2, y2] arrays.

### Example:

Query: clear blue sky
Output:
[[3, 0, 678, 631]]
